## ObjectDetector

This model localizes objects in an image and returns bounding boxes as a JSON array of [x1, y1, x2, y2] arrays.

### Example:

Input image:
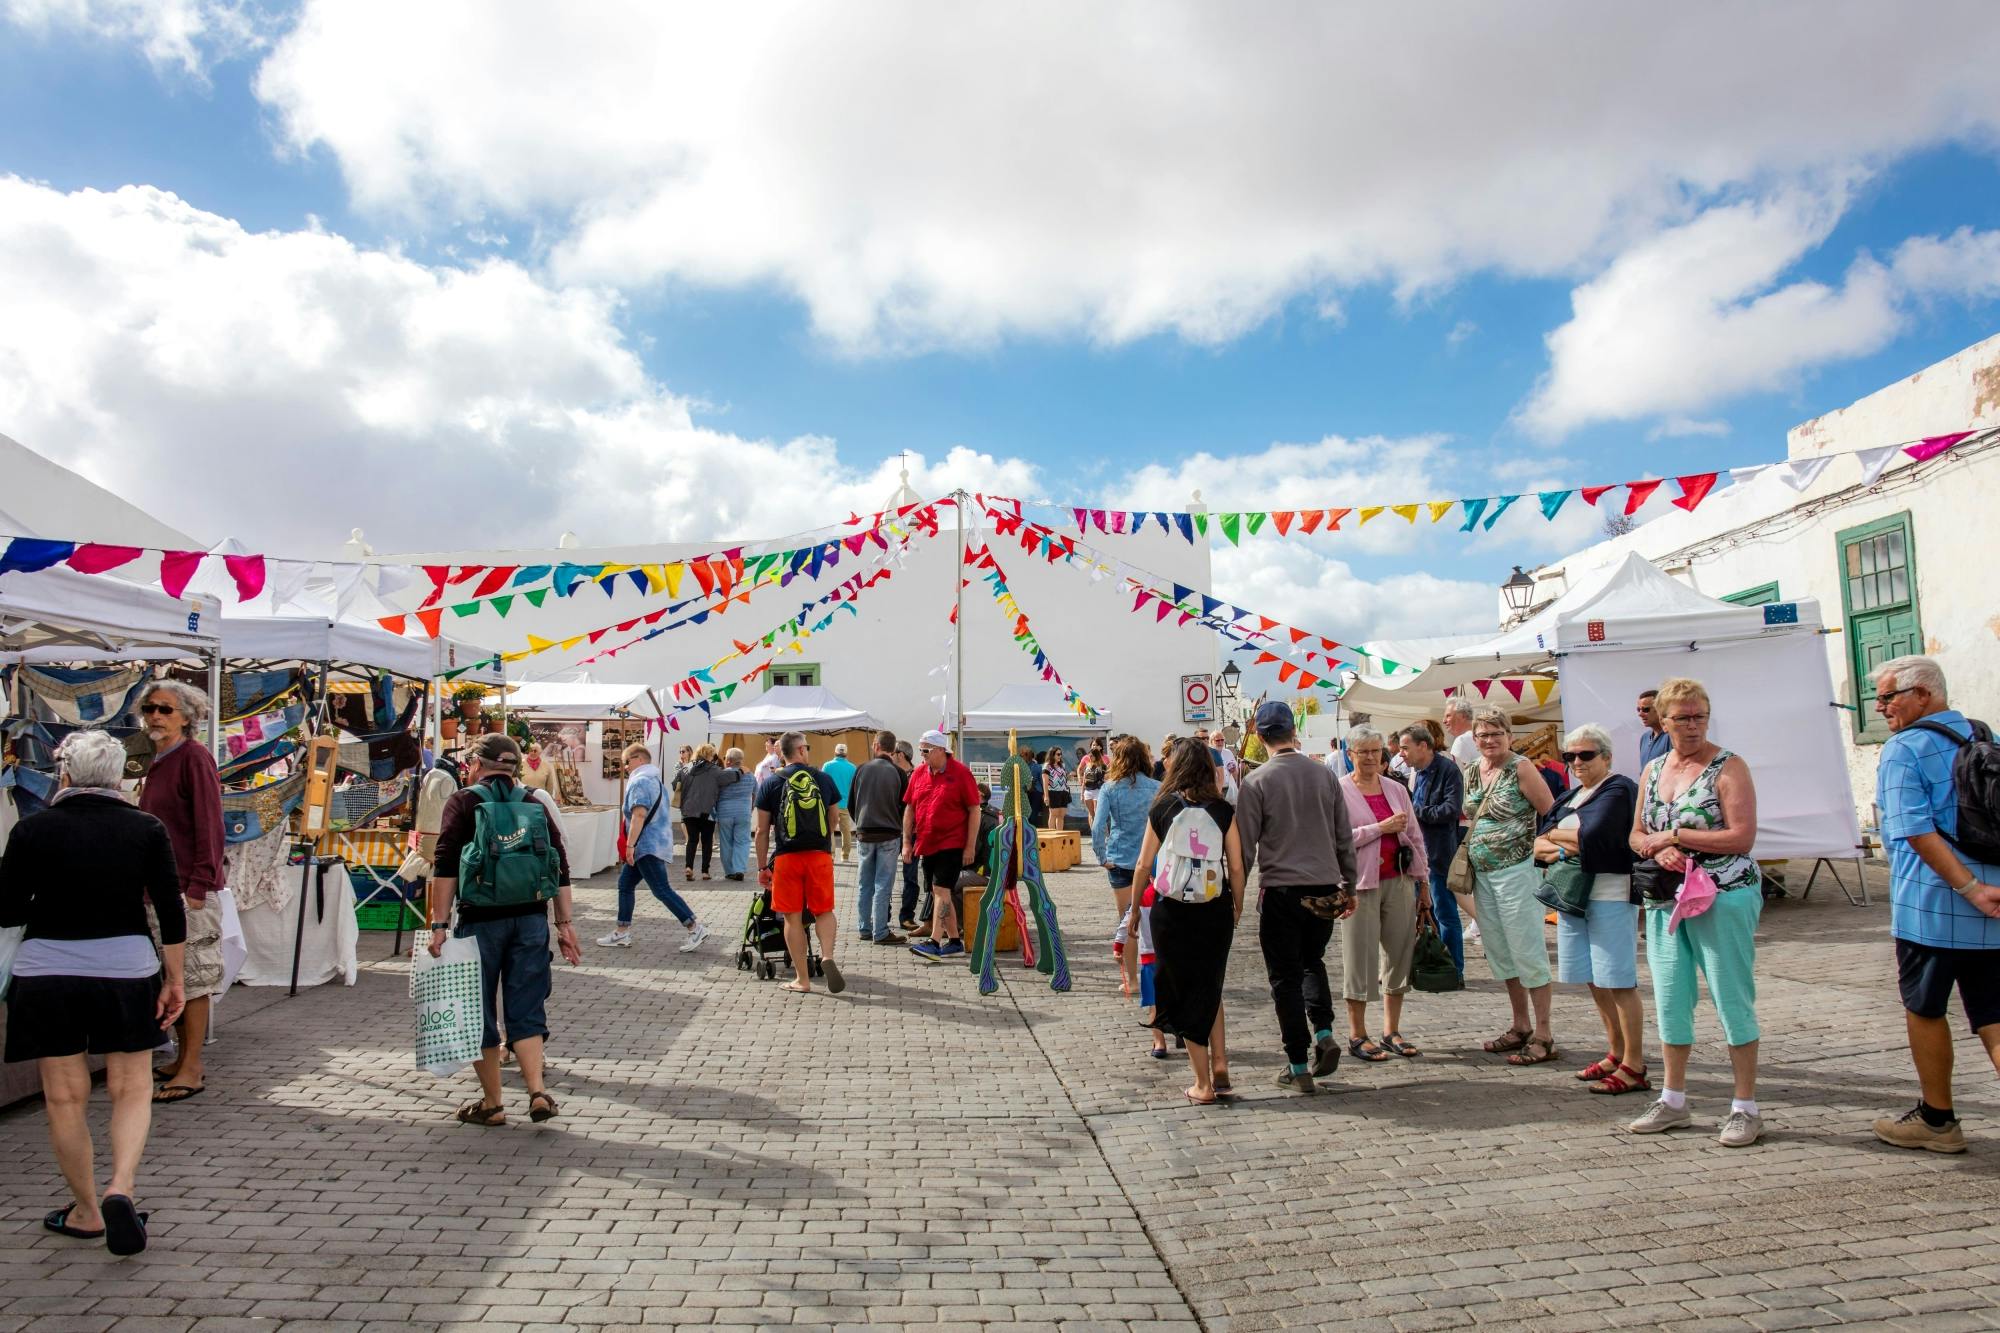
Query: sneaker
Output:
[[1717, 1110, 1764, 1148], [909, 940, 943, 962], [1311, 1035, 1342, 1079], [1276, 1067, 1317, 1096], [596, 929, 632, 948], [938, 940, 966, 958], [1628, 1098, 1693, 1134], [1873, 1105, 1968, 1154], [874, 931, 906, 946], [678, 922, 709, 953]]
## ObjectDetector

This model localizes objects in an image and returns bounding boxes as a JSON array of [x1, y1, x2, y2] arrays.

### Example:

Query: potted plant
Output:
[[452, 684, 487, 721]]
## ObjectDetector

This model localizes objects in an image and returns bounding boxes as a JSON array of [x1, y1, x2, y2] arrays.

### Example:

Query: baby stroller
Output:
[[736, 884, 823, 981]]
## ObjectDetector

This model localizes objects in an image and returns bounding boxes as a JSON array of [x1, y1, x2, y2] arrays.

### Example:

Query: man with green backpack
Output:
[[753, 730, 846, 995], [427, 734, 581, 1126]]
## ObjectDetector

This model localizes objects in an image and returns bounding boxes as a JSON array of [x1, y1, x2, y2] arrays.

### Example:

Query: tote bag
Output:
[[412, 932, 484, 1076]]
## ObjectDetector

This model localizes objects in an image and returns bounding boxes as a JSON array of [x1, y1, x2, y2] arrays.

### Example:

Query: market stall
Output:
[[491, 678, 655, 874], [959, 682, 1111, 766], [709, 684, 882, 766]]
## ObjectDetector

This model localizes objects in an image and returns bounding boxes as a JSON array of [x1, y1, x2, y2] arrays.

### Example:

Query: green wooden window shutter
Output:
[[1835, 511, 1920, 744]]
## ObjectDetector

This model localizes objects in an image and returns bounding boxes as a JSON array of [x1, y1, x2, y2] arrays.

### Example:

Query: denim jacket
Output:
[[1091, 774, 1160, 869]]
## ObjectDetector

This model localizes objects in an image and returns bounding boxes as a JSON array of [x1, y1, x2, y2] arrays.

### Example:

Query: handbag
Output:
[[1631, 856, 1686, 903], [1410, 911, 1463, 992], [1446, 769, 1501, 895], [1534, 854, 1594, 917], [617, 783, 665, 863]]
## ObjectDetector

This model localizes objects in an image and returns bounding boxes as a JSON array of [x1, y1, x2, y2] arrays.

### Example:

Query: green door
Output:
[[1836, 512, 1920, 743]]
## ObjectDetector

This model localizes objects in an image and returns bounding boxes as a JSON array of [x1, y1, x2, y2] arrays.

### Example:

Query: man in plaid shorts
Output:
[[1868, 655, 2000, 1153]]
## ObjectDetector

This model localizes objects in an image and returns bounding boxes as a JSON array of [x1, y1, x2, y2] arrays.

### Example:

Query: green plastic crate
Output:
[[355, 898, 423, 932]]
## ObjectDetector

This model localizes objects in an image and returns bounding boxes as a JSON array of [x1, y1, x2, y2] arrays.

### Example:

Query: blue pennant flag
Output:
[[1174, 513, 1195, 544]]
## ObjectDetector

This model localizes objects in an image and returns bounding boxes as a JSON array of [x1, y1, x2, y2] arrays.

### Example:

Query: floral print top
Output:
[[1639, 750, 1760, 893], [1464, 758, 1537, 872]]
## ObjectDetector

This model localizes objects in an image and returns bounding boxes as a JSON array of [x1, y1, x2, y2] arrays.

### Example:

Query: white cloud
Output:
[[1209, 541, 1497, 644], [2, 0, 266, 77], [224, 1, 2000, 353], [1647, 417, 1731, 440], [1447, 320, 1478, 348], [1520, 195, 2000, 437]]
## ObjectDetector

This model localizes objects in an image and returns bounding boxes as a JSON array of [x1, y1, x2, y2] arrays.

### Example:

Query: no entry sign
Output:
[[1181, 673, 1214, 723]]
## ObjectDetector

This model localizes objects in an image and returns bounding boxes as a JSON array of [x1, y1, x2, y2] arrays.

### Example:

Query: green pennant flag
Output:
[[1379, 658, 1403, 673], [754, 552, 780, 580], [723, 683, 738, 699], [1219, 512, 1241, 546], [525, 588, 548, 608], [450, 601, 480, 618], [490, 594, 514, 618], [1245, 511, 1267, 536], [1194, 513, 1209, 536]]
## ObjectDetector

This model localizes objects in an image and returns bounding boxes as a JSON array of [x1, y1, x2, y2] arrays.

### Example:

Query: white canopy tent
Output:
[[498, 680, 655, 719], [1339, 553, 1859, 863], [1, 564, 222, 666], [961, 683, 1112, 735], [708, 684, 882, 734]]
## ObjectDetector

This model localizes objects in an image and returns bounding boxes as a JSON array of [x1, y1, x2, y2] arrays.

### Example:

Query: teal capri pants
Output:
[[1472, 857, 1551, 990], [1645, 879, 1761, 1047]]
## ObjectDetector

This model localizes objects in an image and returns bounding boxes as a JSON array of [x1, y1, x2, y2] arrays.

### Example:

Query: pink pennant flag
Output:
[[159, 550, 204, 600], [1905, 431, 1971, 462], [1155, 601, 1173, 623], [1472, 679, 1493, 698], [1111, 510, 1128, 534], [222, 553, 266, 601], [1501, 679, 1525, 702], [66, 544, 143, 574]]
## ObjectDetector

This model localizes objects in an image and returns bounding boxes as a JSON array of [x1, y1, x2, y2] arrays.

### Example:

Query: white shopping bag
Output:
[[411, 931, 483, 1076], [0, 924, 22, 996]]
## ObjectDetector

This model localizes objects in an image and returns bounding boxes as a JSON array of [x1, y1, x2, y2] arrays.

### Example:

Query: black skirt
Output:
[[5, 973, 165, 1061], [1148, 892, 1234, 1044]]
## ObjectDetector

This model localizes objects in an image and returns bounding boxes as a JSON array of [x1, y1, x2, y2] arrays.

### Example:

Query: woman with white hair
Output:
[[1337, 726, 1431, 1060], [134, 679, 224, 1106], [2, 730, 186, 1255], [1463, 705, 1559, 1064], [1534, 723, 1646, 1095]]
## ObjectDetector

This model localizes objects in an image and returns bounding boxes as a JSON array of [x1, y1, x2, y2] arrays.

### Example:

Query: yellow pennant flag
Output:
[[526, 634, 558, 654], [1531, 678, 1556, 706], [1358, 506, 1385, 526], [663, 563, 685, 597], [595, 562, 635, 582], [559, 636, 585, 652], [643, 563, 667, 594], [1428, 501, 1456, 523], [501, 650, 532, 663], [1391, 504, 1419, 524]]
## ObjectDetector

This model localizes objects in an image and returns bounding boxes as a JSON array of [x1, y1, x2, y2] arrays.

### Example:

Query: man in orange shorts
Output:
[[754, 730, 847, 994]]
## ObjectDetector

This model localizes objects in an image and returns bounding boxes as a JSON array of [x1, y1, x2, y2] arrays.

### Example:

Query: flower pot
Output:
[[441, 717, 459, 740]]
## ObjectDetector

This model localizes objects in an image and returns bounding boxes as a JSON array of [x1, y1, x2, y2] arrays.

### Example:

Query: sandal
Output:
[[1482, 1028, 1531, 1054], [152, 1083, 203, 1104], [1184, 1088, 1218, 1106], [1349, 1036, 1390, 1062], [1212, 1072, 1235, 1098], [1381, 1033, 1421, 1058], [1575, 1053, 1619, 1082], [43, 1205, 105, 1240], [1589, 1063, 1652, 1095], [1506, 1037, 1560, 1066], [528, 1091, 559, 1123], [101, 1194, 148, 1257], [455, 1100, 506, 1126]]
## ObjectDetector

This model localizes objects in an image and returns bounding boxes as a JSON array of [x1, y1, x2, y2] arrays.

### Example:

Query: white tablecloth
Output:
[[237, 860, 359, 988], [559, 806, 621, 878]]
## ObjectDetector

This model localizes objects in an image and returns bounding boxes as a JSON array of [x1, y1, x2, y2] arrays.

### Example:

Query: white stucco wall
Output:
[[1518, 332, 2000, 828], [381, 500, 1219, 751]]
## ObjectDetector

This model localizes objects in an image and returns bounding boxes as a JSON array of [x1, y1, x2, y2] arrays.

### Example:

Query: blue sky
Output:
[[4, 3, 2000, 642]]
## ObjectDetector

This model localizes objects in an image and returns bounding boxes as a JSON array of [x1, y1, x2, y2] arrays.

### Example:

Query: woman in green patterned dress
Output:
[[1464, 706, 1559, 1064], [1624, 677, 1765, 1148]]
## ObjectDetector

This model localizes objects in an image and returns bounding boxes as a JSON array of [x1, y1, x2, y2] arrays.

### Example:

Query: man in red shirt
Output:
[[903, 730, 982, 962]]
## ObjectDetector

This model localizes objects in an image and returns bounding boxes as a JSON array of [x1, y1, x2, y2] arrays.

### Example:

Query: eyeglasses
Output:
[[1666, 713, 1708, 725], [1560, 750, 1598, 763], [139, 703, 177, 716], [1874, 687, 1920, 705], [1472, 730, 1508, 740]]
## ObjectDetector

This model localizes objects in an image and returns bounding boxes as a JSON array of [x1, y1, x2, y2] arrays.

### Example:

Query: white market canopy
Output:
[[0, 565, 222, 661], [498, 680, 654, 719], [709, 685, 881, 734], [961, 683, 1111, 734]]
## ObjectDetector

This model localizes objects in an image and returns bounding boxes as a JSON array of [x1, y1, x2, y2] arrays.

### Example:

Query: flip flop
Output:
[[1183, 1089, 1218, 1106], [821, 959, 846, 994], [43, 1206, 104, 1239], [153, 1084, 204, 1104], [101, 1194, 147, 1257]]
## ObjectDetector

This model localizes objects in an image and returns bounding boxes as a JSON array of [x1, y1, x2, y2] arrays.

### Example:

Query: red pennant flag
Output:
[[67, 544, 142, 574], [1299, 510, 1325, 535], [1178, 611, 1194, 626], [1297, 672, 1318, 689], [1257, 616, 1278, 632], [159, 550, 204, 600], [587, 629, 608, 644], [616, 618, 638, 632], [1273, 511, 1296, 535], [644, 609, 669, 625], [713, 559, 735, 597], [1288, 627, 1309, 645], [414, 607, 444, 639], [1324, 508, 1351, 530], [691, 561, 716, 596], [1580, 485, 1615, 507], [1320, 637, 1339, 653], [1277, 662, 1297, 683], [1255, 651, 1279, 666], [1670, 473, 1719, 512], [1501, 679, 1525, 701], [473, 566, 515, 597], [447, 565, 486, 586], [1623, 479, 1664, 515], [377, 615, 407, 635]]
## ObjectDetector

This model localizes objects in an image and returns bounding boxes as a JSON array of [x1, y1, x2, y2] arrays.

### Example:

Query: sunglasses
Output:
[[1560, 750, 1598, 763], [139, 703, 178, 716]]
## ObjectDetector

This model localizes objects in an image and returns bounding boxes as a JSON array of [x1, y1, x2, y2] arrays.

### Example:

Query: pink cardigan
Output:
[[1339, 774, 1430, 892]]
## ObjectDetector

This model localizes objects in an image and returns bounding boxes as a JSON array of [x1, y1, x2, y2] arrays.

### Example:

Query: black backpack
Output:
[[1910, 718, 2000, 865]]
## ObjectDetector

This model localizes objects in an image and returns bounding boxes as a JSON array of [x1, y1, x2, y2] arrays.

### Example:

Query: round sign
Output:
[[1184, 679, 1210, 706]]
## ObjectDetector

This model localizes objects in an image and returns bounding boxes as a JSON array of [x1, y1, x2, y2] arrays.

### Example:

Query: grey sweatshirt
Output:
[[846, 755, 908, 839], [1235, 749, 1359, 890]]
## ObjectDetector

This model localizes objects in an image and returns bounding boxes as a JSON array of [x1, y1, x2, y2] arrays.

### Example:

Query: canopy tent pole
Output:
[[952, 486, 966, 744], [289, 658, 332, 998]]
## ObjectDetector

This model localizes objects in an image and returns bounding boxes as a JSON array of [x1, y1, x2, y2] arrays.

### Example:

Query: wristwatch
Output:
[[429, 920, 449, 932]]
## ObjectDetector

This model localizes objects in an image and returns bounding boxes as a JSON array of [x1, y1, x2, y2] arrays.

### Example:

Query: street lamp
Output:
[[1502, 566, 1536, 616], [1217, 659, 1243, 728]]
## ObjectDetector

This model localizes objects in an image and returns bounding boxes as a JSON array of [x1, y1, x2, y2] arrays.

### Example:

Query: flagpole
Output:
[[953, 485, 966, 744]]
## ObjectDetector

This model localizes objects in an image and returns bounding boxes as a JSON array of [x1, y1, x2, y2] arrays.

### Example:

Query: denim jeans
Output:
[[457, 912, 551, 1051], [1426, 854, 1465, 974], [716, 815, 752, 877], [616, 855, 695, 927], [900, 854, 922, 924], [856, 837, 901, 939]]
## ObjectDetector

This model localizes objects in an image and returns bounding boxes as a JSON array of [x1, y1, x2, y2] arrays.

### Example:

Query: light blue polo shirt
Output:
[[1878, 710, 2000, 950], [622, 764, 675, 862]]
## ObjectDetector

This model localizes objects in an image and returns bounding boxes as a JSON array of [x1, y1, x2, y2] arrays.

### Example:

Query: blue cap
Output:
[[1254, 700, 1295, 735]]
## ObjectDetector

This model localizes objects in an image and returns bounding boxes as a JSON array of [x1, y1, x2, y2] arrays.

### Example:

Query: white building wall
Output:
[[382, 500, 1218, 750], [1518, 333, 2000, 827]]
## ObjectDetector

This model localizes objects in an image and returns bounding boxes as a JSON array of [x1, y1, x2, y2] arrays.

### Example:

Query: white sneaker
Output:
[[1464, 921, 1482, 942], [679, 922, 709, 952], [596, 929, 631, 948], [1717, 1110, 1763, 1148]]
